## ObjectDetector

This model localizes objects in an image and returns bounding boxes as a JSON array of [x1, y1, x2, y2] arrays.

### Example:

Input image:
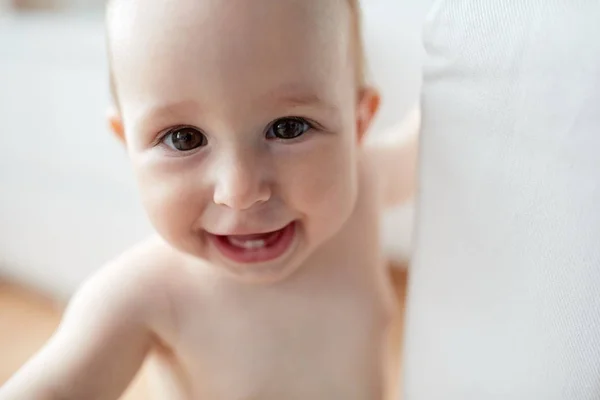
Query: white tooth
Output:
[[228, 238, 266, 249], [245, 240, 266, 249]]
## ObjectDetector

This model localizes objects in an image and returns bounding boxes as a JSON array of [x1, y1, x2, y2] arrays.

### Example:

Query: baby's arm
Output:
[[364, 105, 420, 208], [0, 259, 163, 400]]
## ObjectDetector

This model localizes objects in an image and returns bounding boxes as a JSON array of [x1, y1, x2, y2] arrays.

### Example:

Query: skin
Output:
[[0, 0, 420, 399]]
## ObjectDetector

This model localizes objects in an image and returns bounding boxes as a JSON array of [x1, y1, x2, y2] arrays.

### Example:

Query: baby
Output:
[[0, 0, 419, 399]]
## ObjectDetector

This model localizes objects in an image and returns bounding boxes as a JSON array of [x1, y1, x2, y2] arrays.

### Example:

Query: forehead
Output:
[[107, 0, 354, 118]]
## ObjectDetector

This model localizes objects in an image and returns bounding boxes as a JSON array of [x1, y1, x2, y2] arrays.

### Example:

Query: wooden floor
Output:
[[0, 281, 150, 399], [0, 266, 408, 399], [0, 281, 62, 385]]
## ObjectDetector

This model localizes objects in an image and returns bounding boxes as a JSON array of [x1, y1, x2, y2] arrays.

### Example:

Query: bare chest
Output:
[[151, 256, 395, 400]]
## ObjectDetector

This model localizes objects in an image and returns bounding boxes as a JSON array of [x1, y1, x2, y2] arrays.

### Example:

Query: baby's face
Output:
[[109, 0, 377, 283]]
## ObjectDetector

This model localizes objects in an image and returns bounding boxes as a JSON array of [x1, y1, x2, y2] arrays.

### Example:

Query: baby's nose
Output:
[[212, 151, 271, 210]]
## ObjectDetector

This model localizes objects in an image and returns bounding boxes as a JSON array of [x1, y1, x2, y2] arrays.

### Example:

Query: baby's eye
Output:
[[267, 117, 311, 140], [162, 127, 207, 151]]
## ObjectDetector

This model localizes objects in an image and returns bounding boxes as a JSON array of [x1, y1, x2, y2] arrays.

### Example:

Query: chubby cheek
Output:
[[283, 137, 358, 242], [132, 158, 209, 252]]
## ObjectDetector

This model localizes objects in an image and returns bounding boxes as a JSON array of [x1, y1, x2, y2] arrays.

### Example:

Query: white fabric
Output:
[[404, 1, 600, 399]]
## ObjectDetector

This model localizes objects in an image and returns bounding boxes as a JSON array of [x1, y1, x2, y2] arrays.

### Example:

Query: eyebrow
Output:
[[145, 99, 201, 118], [134, 99, 202, 132], [263, 82, 340, 113], [134, 89, 338, 135], [276, 92, 337, 112]]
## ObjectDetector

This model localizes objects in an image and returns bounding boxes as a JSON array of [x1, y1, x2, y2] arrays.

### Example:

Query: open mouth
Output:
[[209, 222, 296, 264]]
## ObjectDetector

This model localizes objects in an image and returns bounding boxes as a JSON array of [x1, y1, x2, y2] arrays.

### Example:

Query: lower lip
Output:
[[209, 223, 296, 264]]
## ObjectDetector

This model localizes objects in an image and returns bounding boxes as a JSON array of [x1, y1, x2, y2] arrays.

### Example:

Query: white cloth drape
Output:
[[404, 1, 600, 399]]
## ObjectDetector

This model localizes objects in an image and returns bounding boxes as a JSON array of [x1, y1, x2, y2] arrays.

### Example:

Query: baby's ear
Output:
[[356, 87, 381, 143], [107, 106, 126, 144]]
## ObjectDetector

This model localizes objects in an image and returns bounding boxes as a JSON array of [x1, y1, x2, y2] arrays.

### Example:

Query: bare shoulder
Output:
[[65, 236, 185, 339], [102, 235, 186, 287], [0, 238, 189, 400]]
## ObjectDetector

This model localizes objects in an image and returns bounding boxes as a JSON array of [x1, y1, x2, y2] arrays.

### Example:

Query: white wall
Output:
[[0, 14, 152, 298], [0, 1, 432, 299]]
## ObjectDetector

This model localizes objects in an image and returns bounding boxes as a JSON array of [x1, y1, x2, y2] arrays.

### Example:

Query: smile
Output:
[[208, 222, 296, 264]]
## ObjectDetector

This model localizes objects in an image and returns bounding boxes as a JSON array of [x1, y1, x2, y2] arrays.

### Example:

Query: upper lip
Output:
[[205, 222, 293, 237]]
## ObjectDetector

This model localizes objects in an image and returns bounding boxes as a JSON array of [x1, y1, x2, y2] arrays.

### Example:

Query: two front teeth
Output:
[[227, 237, 267, 249]]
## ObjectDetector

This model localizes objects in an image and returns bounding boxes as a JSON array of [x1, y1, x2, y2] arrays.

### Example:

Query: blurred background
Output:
[[0, 1, 431, 393], [0, 0, 431, 300]]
